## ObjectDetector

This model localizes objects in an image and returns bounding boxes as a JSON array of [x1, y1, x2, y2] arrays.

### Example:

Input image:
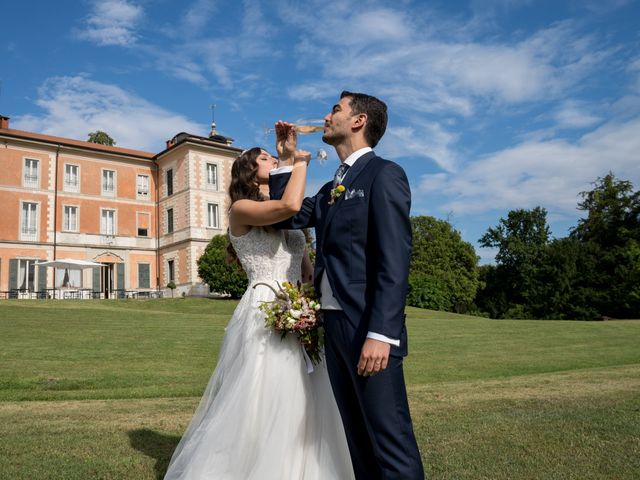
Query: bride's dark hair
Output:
[[229, 147, 265, 203], [227, 147, 266, 264]]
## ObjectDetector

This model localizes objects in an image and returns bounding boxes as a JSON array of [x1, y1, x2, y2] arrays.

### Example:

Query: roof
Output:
[[0, 127, 156, 160], [156, 131, 243, 159]]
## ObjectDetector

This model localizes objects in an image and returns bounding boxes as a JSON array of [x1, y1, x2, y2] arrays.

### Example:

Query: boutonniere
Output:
[[329, 184, 346, 205]]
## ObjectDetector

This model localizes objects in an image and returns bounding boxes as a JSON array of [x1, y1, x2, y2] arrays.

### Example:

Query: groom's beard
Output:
[[322, 130, 343, 147]]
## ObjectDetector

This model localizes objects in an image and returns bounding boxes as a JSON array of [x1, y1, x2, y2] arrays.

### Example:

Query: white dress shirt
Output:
[[271, 147, 400, 347]]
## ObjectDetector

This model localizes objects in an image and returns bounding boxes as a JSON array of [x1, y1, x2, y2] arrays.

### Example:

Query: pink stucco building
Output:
[[0, 115, 241, 298]]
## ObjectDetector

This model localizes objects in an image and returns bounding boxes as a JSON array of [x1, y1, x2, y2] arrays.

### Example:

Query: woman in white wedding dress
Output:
[[163, 122, 354, 480]]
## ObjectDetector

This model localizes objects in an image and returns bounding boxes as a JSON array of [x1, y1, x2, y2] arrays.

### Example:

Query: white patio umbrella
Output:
[[36, 259, 105, 295], [36, 258, 105, 269]]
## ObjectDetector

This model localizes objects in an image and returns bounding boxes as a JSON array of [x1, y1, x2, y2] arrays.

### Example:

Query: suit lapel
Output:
[[322, 151, 376, 236]]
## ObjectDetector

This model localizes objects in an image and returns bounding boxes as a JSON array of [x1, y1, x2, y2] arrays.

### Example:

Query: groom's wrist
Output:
[[367, 331, 400, 347]]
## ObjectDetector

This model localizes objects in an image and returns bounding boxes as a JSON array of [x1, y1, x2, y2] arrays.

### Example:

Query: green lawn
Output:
[[1, 299, 639, 479]]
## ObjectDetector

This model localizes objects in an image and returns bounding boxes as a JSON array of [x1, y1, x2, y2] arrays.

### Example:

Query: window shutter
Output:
[[117, 263, 125, 291], [93, 267, 101, 292], [9, 259, 18, 289], [38, 265, 47, 292], [138, 264, 150, 289]]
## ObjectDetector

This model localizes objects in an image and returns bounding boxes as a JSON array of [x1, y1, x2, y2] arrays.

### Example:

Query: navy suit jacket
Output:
[[269, 151, 412, 357]]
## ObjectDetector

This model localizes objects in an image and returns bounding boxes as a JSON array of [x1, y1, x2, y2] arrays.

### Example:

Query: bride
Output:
[[163, 122, 354, 480]]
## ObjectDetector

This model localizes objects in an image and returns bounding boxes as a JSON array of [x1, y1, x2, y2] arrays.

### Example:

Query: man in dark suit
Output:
[[270, 91, 424, 480]]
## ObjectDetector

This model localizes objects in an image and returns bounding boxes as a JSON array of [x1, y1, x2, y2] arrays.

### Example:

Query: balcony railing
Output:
[[20, 227, 37, 241]]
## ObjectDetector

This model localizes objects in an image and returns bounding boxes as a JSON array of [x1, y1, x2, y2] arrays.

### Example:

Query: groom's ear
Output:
[[351, 113, 368, 130]]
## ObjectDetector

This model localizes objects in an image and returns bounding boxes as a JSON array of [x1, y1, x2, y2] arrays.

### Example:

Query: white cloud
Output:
[[76, 0, 143, 47], [418, 116, 640, 216], [381, 121, 459, 172], [12, 76, 203, 152], [554, 101, 601, 129]]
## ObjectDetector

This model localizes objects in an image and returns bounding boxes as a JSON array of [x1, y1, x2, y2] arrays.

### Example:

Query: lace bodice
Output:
[[229, 228, 306, 284]]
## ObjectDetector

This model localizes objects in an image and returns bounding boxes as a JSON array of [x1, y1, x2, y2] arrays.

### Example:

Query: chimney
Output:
[[0, 116, 9, 129], [209, 121, 218, 138]]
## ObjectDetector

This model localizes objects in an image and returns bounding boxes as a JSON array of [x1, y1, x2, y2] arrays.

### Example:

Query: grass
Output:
[[0, 299, 639, 479]]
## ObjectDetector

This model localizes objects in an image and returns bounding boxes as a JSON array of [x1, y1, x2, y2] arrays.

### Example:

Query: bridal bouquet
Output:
[[254, 281, 324, 366]]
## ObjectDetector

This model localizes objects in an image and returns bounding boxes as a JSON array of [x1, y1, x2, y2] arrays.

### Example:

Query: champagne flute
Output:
[[263, 118, 325, 135], [265, 119, 329, 165]]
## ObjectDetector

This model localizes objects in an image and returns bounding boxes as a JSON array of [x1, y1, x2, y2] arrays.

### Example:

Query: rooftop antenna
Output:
[[209, 103, 217, 137]]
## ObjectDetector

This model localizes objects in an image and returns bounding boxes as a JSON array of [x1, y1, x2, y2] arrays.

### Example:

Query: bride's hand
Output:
[[294, 149, 311, 164], [275, 121, 297, 163]]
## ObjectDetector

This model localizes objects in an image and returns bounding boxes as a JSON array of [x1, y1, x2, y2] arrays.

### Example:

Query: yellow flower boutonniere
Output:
[[329, 184, 346, 205]]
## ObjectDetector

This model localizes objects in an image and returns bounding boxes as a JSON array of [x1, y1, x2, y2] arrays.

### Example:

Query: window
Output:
[[63, 206, 78, 232], [167, 259, 175, 282], [64, 164, 79, 191], [207, 203, 219, 229], [138, 263, 150, 289], [21, 202, 38, 241], [166, 169, 173, 196], [167, 208, 174, 234], [101, 209, 116, 235], [56, 268, 81, 288], [18, 259, 37, 291], [24, 158, 39, 187], [137, 174, 150, 198], [102, 169, 115, 195], [206, 163, 218, 189], [137, 211, 150, 237]]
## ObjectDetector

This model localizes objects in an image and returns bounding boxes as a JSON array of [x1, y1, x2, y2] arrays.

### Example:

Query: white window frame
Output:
[[101, 169, 116, 196], [206, 163, 218, 190], [100, 208, 117, 235], [137, 174, 150, 199], [23, 158, 40, 188], [17, 258, 39, 291], [64, 163, 80, 192], [62, 204, 79, 232], [207, 202, 219, 229], [20, 201, 39, 241]]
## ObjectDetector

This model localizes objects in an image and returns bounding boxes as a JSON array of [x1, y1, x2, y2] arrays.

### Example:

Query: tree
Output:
[[166, 281, 176, 298], [88, 131, 116, 146], [477, 207, 551, 317], [407, 216, 480, 312], [569, 173, 640, 318], [197, 234, 248, 299]]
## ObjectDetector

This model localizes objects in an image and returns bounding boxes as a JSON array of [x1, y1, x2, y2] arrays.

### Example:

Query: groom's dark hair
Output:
[[340, 91, 387, 148]]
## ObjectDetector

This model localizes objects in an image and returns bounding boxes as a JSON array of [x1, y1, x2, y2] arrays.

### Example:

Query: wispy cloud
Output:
[[418, 116, 640, 216], [12, 76, 203, 151], [76, 0, 143, 47], [554, 100, 601, 129]]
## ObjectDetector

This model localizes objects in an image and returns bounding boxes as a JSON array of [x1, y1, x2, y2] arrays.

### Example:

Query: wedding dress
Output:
[[163, 227, 354, 480]]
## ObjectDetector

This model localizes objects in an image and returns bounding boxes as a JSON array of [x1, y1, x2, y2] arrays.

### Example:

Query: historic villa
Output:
[[0, 115, 241, 298]]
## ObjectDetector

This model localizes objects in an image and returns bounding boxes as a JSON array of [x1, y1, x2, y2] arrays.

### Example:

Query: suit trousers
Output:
[[323, 310, 425, 480]]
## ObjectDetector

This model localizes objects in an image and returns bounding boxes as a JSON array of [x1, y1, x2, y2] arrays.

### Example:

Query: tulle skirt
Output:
[[163, 282, 354, 480]]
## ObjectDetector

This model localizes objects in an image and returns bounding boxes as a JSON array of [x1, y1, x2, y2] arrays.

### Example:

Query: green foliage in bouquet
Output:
[[254, 281, 324, 365]]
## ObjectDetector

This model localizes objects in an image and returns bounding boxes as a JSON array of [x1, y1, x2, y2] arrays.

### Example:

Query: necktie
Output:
[[333, 163, 350, 188]]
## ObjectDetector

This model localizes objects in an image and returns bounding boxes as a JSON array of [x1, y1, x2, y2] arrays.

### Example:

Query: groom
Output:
[[270, 91, 424, 480]]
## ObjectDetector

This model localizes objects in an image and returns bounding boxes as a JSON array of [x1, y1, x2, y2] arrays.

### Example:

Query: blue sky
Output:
[[2, 0, 639, 263]]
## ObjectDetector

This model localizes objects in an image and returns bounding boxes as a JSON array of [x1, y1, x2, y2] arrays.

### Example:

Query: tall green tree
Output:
[[407, 216, 480, 312], [87, 131, 116, 146], [197, 234, 248, 299], [476, 207, 551, 318], [570, 173, 640, 318]]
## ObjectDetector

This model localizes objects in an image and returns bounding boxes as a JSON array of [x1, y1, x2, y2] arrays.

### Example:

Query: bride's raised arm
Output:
[[230, 122, 310, 229]]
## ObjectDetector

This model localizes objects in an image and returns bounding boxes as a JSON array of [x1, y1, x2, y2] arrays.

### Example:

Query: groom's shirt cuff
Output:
[[367, 331, 400, 347], [270, 166, 293, 175]]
